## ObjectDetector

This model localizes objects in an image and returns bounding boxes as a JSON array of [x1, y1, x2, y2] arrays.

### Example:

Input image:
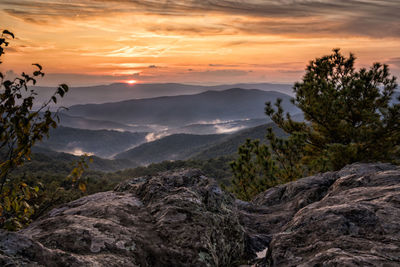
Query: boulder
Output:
[[241, 163, 400, 266], [1, 163, 400, 266], [0, 169, 245, 266]]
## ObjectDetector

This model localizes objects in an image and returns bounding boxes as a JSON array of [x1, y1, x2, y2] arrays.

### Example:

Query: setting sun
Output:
[[126, 80, 137, 85]]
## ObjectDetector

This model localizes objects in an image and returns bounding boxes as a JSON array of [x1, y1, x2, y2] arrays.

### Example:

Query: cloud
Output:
[[387, 57, 400, 68], [209, 64, 240, 67], [2, 0, 400, 38], [85, 0, 400, 22], [214, 124, 246, 134], [33, 72, 141, 86], [2, 0, 400, 86], [145, 132, 169, 142], [183, 69, 249, 77], [279, 69, 305, 74], [3, 43, 56, 53], [30, 68, 254, 87]]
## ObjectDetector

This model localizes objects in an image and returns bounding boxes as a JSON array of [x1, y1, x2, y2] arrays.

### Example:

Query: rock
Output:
[[242, 163, 400, 266], [0, 169, 245, 266], [238, 168, 339, 260], [1, 163, 400, 266]]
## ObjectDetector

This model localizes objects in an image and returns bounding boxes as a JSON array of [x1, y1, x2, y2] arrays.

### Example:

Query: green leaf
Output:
[[4, 197, 11, 211]]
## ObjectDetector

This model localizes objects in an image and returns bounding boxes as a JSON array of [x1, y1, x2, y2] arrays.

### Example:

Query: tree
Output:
[[0, 30, 69, 229], [230, 139, 274, 201], [231, 49, 400, 200]]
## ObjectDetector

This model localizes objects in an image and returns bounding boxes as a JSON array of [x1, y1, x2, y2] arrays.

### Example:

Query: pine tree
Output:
[[231, 49, 400, 200]]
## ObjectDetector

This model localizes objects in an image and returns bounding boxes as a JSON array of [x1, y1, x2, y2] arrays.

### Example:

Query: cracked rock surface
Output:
[[1, 163, 400, 266], [1, 169, 245, 266], [241, 163, 400, 266]]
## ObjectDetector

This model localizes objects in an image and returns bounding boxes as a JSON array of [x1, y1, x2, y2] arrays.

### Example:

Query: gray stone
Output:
[[1, 170, 245, 266], [1, 163, 400, 266], [243, 163, 400, 266]]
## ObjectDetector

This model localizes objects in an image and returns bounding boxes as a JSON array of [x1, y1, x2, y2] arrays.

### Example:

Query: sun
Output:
[[126, 80, 137, 85]]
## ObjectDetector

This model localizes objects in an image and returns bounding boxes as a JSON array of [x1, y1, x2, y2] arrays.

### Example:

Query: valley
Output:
[[36, 85, 299, 164]]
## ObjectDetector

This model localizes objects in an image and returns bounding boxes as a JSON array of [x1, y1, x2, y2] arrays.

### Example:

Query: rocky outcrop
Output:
[[0, 170, 245, 266], [240, 163, 400, 266], [1, 163, 400, 266]]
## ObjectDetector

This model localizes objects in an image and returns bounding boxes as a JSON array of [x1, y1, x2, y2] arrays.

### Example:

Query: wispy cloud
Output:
[[182, 69, 249, 77], [1, 0, 399, 85], [2, 0, 400, 37], [387, 57, 400, 68]]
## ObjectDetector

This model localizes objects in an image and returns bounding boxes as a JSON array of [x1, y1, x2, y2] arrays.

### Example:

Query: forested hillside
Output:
[[115, 133, 228, 164], [194, 122, 287, 159], [66, 88, 298, 126], [38, 127, 147, 158]]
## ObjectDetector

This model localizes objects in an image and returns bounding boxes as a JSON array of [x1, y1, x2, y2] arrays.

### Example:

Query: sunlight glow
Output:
[[126, 80, 137, 85], [2, 1, 400, 86]]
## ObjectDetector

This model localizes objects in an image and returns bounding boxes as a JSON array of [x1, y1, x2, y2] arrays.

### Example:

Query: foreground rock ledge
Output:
[[1, 163, 400, 266], [0, 170, 245, 266], [240, 163, 400, 266]]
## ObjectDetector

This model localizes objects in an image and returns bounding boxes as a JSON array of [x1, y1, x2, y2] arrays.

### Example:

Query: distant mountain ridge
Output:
[[115, 122, 287, 165], [115, 133, 228, 164], [193, 123, 287, 160], [32, 82, 293, 107], [65, 88, 298, 126], [34, 121, 289, 169], [57, 113, 154, 132], [37, 126, 147, 158]]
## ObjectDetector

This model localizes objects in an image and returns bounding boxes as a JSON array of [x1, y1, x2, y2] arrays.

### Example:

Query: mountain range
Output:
[[36, 121, 284, 166], [115, 133, 228, 164], [32, 82, 293, 107], [33, 88, 300, 162], [64, 88, 298, 126], [114, 122, 287, 165], [57, 113, 154, 132], [37, 127, 147, 158]]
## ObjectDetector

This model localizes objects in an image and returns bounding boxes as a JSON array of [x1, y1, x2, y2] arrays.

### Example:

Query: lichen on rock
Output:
[[1, 169, 245, 266], [1, 164, 400, 266]]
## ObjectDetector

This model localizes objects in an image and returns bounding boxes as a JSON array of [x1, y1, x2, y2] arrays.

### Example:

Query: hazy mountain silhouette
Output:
[[193, 123, 287, 159], [114, 122, 289, 164], [30, 147, 137, 172], [37, 126, 147, 158], [161, 118, 271, 135], [115, 133, 228, 164], [58, 113, 154, 132], [32, 82, 292, 107], [65, 88, 298, 126]]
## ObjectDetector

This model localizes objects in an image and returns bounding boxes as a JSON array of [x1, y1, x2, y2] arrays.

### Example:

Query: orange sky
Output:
[[1, 0, 400, 86]]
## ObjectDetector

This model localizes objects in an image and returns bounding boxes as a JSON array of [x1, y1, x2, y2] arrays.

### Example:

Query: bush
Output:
[[0, 30, 69, 229]]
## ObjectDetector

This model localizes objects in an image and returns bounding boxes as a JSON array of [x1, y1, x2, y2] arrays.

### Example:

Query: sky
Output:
[[0, 0, 400, 86]]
